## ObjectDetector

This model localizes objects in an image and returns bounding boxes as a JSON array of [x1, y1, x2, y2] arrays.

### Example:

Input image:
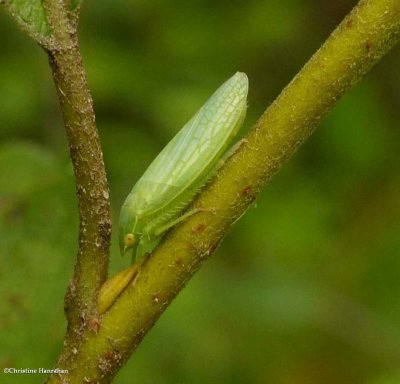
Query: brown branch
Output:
[[42, 0, 111, 349]]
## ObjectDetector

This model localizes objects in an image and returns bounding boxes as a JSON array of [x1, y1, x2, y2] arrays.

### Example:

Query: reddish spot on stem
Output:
[[192, 223, 206, 234], [242, 185, 252, 196], [174, 257, 183, 267], [90, 317, 101, 333]]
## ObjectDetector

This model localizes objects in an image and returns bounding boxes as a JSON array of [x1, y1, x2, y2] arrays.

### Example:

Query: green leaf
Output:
[[4, 0, 51, 40]]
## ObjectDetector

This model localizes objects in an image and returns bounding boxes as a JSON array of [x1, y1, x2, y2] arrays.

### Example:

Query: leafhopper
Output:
[[119, 72, 248, 262]]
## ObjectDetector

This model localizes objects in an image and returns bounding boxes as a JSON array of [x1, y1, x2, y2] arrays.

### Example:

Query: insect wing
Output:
[[130, 72, 248, 216]]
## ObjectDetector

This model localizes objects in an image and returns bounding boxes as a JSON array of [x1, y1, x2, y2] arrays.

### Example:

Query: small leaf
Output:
[[4, 0, 51, 40]]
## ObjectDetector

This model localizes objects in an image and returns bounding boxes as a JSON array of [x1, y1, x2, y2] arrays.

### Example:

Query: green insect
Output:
[[119, 72, 248, 262]]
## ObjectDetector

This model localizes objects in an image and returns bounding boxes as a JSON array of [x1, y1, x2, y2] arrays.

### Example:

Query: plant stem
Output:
[[43, 0, 111, 351]]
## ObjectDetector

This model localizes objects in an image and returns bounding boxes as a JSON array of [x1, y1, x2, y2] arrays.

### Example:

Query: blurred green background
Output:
[[1, 0, 400, 383]]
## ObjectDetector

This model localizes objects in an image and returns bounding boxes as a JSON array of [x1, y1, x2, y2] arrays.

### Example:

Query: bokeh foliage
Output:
[[1, 0, 400, 383]]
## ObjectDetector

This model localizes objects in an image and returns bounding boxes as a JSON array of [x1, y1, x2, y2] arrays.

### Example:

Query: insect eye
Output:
[[124, 233, 136, 248]]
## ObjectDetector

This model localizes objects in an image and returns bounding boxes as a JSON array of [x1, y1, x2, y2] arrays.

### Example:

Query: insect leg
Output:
[[216, 138, 247, 170], [153, 207, 205, 237], [135, 235, 162, 262]]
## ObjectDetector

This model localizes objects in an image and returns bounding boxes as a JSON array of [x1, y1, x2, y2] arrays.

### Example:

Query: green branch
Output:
[[44, 0, 400, 382]]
